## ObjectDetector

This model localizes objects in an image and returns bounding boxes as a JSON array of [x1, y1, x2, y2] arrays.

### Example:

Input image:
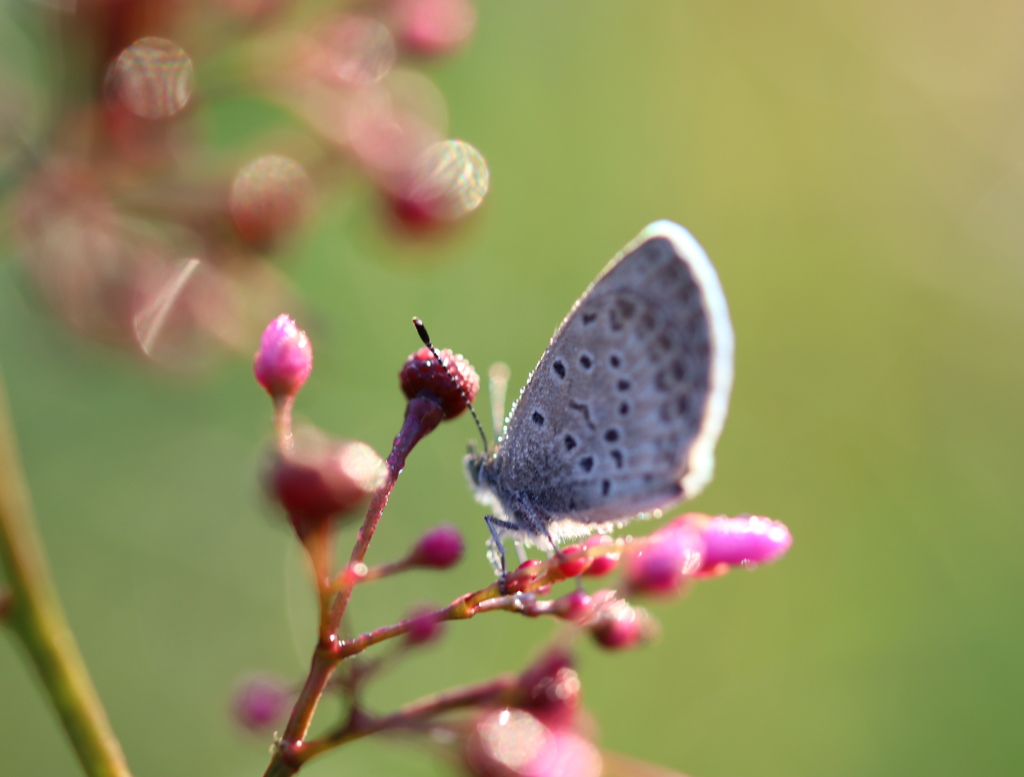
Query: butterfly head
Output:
[[464, 443, 505, 514]]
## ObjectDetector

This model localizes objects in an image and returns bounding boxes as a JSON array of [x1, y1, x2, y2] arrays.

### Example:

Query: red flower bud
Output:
[[622, 525, 705, 597], [408, 524, 465, 568], [266, 429, 385, 533], [551, 590, 594, 623], [518, 650, 581, 726], [581, 535, 619, 577], [505, 559, 544, 594], [589, 598, 658, 650], [404, 605, 445, 646], [232, 674, 291, 733], [400, 345, 479, 418]]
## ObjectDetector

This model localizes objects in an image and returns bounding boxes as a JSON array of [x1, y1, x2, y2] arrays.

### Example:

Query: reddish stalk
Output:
[[264, 397, 443, 777]]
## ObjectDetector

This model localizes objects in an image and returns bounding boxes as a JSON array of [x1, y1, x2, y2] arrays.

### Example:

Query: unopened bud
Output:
[[622, 525, 705, 597], [266, 430, 385, 533], [589, 599, 658, 650], [505, 559, 543, 594], [581, 534, 620, 577], [409, 524, 465, 568], [518, 649, 581, 726], [390, 0, 477, 57], [400, 345, 479, 419], [697, 514, 793, 569], [232, 674, 290, 733], [254, 315, 312, 400], [404, 605, 445, 645]]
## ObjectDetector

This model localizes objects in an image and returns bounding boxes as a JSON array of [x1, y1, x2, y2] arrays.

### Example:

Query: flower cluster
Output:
[[240, 315, 792, 777], [6, 0, 487, 369]]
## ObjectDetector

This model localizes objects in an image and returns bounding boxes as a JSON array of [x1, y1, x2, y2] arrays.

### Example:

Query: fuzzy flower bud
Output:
[[390, 0, 477, 57], [696, 514, 793, 569], [581, 534, 619, 577], [464, 708, 602, 777], [505, 559, 544, 594], [554, 544, 590, 579], [400, 345, 479, 419], [266, 429, 386, 534], [404, 605, 446, 646], [254, 315, 312, 401], [551, 590, 594, 623], [408, 524, 465, 568], [517, 650, 581, 727], [232, 675, 291, 733], [589, 598, 658, 650], [623, 525, 705, 597]]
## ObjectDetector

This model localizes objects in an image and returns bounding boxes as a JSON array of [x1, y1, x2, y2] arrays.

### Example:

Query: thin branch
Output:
[[0, 369, 132, 777]]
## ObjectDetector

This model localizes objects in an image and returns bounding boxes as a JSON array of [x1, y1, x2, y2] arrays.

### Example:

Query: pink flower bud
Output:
[[232, 674, 290, 732], [505, 559, 543, 594], [581, 534, 619, 577], [400, 345, 480, 419], [404, 605, 445, 645], [554, 545, 590, 579], [390, 0, 477, 58], [464, 709, 602, 777], [518, 650, 581, 726], [698, 515, 793, 569], [551, 590, 594, 623], [623, 526, 705, 596], [589, 599, 658, 650], [254, 315, 313, 400], [408, 524, 465, 568], [266, 429, 386, 533]]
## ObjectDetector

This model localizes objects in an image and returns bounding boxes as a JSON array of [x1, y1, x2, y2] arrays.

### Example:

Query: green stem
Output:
[[0, 370, 132, 777]]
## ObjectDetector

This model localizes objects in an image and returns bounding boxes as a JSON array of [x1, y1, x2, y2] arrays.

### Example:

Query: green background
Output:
[[2, 2, 1023, 776]]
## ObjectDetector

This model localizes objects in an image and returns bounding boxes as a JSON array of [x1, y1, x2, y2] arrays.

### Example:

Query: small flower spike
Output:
[[254, 314, 313, 401]]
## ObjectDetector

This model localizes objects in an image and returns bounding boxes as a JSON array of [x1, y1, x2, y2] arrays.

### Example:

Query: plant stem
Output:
[[0, 371, 132, 777], [264, 398, 443, 777]]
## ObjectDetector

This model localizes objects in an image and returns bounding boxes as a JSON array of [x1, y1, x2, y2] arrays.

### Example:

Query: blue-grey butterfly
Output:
[[464, 221, 734, 572]]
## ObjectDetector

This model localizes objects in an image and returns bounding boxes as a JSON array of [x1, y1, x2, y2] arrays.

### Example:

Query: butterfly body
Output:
[[466, 221, 734, 555]]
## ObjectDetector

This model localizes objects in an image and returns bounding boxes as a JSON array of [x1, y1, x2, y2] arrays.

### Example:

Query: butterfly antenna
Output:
[[412, 317, 490, 453]]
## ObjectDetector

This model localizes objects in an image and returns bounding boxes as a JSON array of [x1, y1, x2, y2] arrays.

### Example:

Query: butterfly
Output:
[[464, 221, 734, 573]]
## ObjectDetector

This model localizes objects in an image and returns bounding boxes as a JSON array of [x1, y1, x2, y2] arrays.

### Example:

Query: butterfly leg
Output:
[[483, 514, 518, 588]]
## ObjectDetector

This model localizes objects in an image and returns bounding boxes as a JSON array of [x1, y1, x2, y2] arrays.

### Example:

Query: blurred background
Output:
[[1, 1, 1023, 776]]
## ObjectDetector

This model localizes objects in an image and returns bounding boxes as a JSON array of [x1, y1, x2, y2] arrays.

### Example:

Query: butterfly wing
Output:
[[491, 221, 734, 531]]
